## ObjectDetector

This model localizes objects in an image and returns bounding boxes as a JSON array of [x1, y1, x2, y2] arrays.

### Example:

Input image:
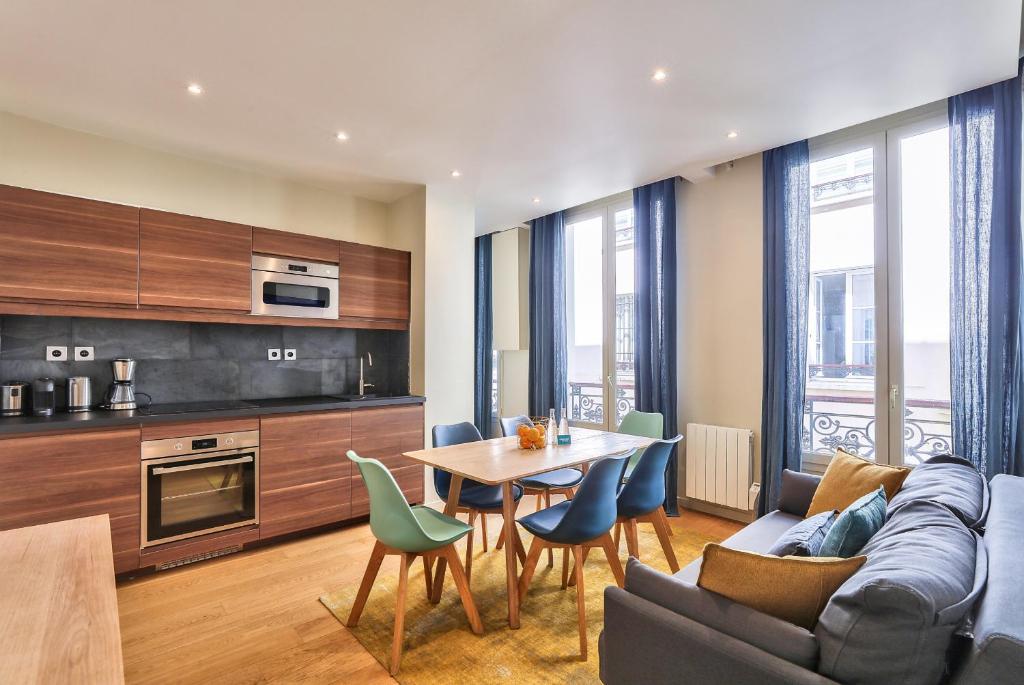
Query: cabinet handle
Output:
[[152, 455, 253, 475]]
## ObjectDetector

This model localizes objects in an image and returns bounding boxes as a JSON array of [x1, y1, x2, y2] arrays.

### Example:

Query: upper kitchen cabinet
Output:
[[139, 209, 252, 311], [338, 241, 410, 325], [253, 227, 339, 264], [0, 184, 140, 306]]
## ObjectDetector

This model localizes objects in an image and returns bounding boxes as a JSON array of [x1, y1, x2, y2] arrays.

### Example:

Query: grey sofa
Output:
[[599, 457, 1024, 684]]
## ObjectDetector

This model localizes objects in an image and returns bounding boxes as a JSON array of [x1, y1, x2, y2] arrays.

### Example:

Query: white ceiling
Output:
[[0, 1, 1019, 233]]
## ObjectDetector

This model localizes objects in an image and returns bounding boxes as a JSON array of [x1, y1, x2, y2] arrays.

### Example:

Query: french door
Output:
[[564, 197, 636, 430], [804, 109, 953, 469]]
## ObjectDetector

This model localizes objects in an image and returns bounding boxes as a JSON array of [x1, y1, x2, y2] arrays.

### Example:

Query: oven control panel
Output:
[[141, 430, 260, 460]]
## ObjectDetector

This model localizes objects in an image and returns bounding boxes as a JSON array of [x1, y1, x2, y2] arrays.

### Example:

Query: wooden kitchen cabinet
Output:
[[139, 209, 252, 311], [0, 428, 141, 573], [253, 227, 339, 264], [338, 241, 411, 324], [0, 184, 140, 306], [350, 404, 424, 517], [258, 411, 352, 539]]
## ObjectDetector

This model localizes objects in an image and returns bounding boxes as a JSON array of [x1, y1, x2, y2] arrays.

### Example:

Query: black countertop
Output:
[[0, 395, 426, 437]]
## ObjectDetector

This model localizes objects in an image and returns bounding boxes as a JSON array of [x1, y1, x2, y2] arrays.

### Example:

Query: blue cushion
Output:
[[768, 509, 838, 557], [519, 467, 584, 489], [818, 486, 886, 558], [518, 500, 571, 539]]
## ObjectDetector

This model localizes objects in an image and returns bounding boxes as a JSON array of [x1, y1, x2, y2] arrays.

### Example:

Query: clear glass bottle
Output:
[[548, 408, 557, 446], [558, 407, 571, 444]]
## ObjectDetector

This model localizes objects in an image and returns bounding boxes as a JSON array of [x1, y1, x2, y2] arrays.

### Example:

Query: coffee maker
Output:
[[104, 359, 138, 410]]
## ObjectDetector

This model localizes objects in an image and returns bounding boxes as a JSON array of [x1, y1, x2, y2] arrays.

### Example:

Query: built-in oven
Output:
[[251, 255, 339, 319], [141, 430, 259, 547]]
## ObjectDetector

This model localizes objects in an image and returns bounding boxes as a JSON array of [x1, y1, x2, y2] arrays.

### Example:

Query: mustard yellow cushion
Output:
[[805, 448, 910, 517], [696, 543, 866, 630]]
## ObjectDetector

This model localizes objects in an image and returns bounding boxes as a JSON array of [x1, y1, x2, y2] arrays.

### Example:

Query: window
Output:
[[803, 110, 953, 469], [565, 197, 635, 429]]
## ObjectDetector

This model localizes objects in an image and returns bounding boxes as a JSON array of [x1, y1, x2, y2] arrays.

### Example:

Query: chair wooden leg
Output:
[[560, 547, 571, 589], [545, 491, 554, 568], [481, 513, 489, 551], [573, 544, 588, 660], [664, 507, 675, 536], [613, 520, 622, 551], [517, 536, 545, 602], [599, 533, 626, 587], [512, 523, 527, 564], [389, 553, 414, 676], [650, 509, 680, 573], [564, 487, 575, 500], [568, 547, 590, 587], [347, 540, 386, 627], [465, 511, 476, 586], [535, 490, 543, 512], [624, 518, 640, 559], [495, 525, 505, 550], [442, 545, 484, 634], [422, 555, 434, 601]]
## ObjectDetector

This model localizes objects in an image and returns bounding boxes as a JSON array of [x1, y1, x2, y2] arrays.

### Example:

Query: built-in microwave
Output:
[[251, 255, 339, 319]]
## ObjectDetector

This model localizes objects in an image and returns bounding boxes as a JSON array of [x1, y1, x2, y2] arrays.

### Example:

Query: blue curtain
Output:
[[473, 234, 493, 438], [949, 60, 1024, 479], [759, 141, 810, 516], [528, 212, 568, 418], [633, 178, 680, 515]]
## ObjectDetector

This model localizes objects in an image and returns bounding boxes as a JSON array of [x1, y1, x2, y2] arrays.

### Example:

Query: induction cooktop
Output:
[[139, 400, 259, 416]]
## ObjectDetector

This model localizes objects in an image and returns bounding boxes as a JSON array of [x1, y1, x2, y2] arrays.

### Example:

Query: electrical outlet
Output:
[[283, 349, 297, 360], [45, 346, 69, 362], [74, 346, 95, 361], [267, 348, 282, 361]]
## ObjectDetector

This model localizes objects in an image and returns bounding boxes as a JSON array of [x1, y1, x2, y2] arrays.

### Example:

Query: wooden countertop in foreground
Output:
[[0, 515, 125, 684]]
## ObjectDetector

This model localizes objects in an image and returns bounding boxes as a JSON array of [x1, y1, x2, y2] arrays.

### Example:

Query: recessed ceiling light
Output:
[[335, 131, 349, 142], [727, 130, 739, 139], [532, 197, 541, 204], [451, 169, 461, 178], [652, 69, 668, 82], [186, 83, 203, 95]]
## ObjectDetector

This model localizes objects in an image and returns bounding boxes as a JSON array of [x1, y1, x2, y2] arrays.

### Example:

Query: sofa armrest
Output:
[[600, 588, 839, 685], [602, 589, 835, 683], [777, 469, 822, 516]]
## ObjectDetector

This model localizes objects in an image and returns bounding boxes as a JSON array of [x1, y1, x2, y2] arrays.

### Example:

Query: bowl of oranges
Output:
[[516, 422, 547, 450]]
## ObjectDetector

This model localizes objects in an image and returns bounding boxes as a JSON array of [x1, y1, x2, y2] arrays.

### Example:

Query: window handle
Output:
[[890, 385, 899, 410]]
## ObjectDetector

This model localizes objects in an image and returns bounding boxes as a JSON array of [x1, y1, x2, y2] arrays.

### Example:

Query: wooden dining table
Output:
[[403, 426, 656, 629]]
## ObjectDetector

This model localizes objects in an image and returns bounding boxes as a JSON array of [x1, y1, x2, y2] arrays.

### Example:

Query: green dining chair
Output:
[[614, 410, 666, 549], [346, 450, 483, 675]]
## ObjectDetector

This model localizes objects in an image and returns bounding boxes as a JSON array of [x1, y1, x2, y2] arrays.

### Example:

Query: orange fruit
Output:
[[532, 438, 545, 448], [517, 424, 530, 437], [526, 427, 540, 441], [519, 437, 532, 449]]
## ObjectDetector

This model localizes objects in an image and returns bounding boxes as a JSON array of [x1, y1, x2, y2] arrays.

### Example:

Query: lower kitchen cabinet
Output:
[[258, 410, 352, 539], [0, 428, 141, 573], [350, 404, 425, 516]]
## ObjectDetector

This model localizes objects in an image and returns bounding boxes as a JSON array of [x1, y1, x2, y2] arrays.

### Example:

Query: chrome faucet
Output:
[[359, 352, 374, 396]]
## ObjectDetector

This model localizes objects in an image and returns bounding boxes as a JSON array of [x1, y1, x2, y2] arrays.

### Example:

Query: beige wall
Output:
[[386, 188, 427, 397], [677, 154, 764, 503], [0, 111, 389, 244]]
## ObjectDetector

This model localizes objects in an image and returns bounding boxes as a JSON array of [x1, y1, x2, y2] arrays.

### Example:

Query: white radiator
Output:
[[685, 423, 755, 511]]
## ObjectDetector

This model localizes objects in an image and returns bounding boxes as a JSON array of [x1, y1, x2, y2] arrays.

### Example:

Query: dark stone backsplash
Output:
[[0, 316, 409, 407]]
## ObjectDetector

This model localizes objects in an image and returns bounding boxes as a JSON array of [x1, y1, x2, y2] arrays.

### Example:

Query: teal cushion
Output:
[[818, 485, 886, 558]]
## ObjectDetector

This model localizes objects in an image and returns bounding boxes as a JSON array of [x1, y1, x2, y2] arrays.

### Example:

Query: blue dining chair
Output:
[[614, 436, 684, 572], [516, 452, 633, 661], [431, 422, 526, 589], [498, 415, 584, 568]]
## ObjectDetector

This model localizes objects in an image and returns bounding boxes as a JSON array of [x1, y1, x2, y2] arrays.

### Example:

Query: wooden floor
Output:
[[116, 499, 743, 684]]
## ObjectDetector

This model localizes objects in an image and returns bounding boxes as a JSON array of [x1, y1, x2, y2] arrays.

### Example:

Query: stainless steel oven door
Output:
[[251, 256, 339, 319], [141, 447, 259, 547]]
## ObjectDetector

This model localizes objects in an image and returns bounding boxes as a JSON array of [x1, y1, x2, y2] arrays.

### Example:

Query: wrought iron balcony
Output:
[[568, 380, 635, 426], [803, 394, 952, 466]]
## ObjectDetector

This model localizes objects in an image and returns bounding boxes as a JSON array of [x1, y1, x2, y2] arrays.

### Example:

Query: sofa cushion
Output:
[[624, 558, 821, 670], [697, 544, 866, 630], [888, 455, 989, 530], [768, 510, 838, 556], [816, 499, 985, 685], [953, 474, 1024, 685], [674, 510, 803, 583], [777, 469, 823, 517], [806, 448, 910, 517], [818, 486, 886, 558]]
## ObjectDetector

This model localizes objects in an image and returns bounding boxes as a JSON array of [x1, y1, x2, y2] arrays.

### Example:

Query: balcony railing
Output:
[[803, 394, 952, 466], [568, 380, 635, 426]]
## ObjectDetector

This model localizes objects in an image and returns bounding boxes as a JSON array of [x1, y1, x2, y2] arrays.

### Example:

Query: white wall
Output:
[[387, 188, 427, 397], [0, 111, 389, 244], [677, 155, 764, 504]]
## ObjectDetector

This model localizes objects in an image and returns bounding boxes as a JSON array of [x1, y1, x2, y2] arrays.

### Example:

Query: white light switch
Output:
[[46, 346, 68, 362]]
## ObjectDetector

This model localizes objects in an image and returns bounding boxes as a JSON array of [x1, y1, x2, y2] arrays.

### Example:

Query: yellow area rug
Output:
[[320, 523, 721, 684]]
